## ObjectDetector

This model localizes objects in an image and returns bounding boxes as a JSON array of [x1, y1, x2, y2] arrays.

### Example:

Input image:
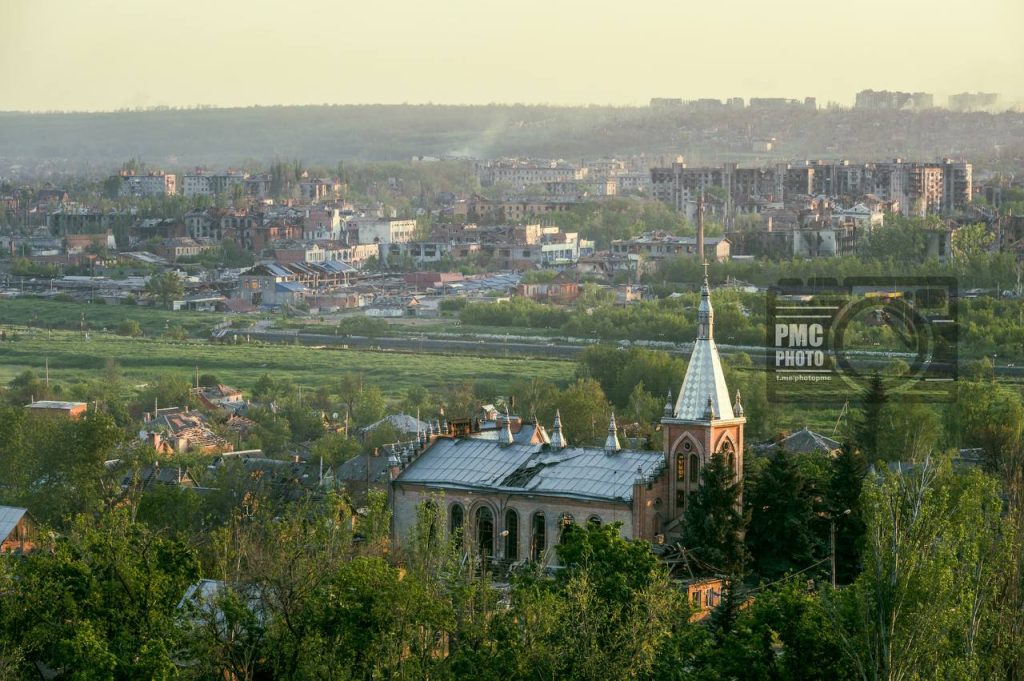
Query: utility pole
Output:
[[696, 193, 706, 265], [831, 508, 851, 588]]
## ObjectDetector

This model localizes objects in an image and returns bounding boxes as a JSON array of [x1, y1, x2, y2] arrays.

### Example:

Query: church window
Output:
[[450, 503, 464, 535], [676, 454, 686, 481], [505, 509, 519, 561], [689, 453, 700, 484], [558, 513, 575, 543], [683, 440, 692, 451], [587, 515, 601, 527], [531, 512, 546, 561], [476, 506, 494, 557]]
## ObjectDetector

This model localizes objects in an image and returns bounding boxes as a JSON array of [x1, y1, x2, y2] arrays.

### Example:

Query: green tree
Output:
[[828, 458, 1010, 680], [827, 445, 867, 585], [744, 451, 823, 580], [854, 372, 887, 459], [681, 454, 748, 576], [143, 271, 184, 309]]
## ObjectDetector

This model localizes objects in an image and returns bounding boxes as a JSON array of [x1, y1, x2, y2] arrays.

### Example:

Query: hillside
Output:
[[1, 104, 1022, 174]]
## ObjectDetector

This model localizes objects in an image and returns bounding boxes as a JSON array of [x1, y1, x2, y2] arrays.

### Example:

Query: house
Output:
[[516, 272, 580, 304], [25, 400, 88, 420], [360, 414, 431, 439], [120, 463, 200, 491], [196, 384, 246, 414], [0, 506, 37, 554], [761, 427, 842, 456], [141, 408, 231, 454]]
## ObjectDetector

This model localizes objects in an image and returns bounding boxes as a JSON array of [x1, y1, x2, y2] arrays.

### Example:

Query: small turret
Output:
[[439, 406, 447, 434], [605, 413, 621, 453], [550, 409, 567, 449], [664, 388, 673, 417], [498, 407, 514, 445], [733, 390, 744, 417]]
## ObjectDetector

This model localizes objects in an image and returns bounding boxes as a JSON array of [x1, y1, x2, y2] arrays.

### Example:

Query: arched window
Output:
[[689, 453, 700, 484], [587, 515, 601, 527], [531, 512, 546, 561], [720, 441, 736, 477], [505, 509, 519, 561], [450, 503, 464, 535], [558, 513, 574, 544], [676, 452, 686, 481], [475, 506, 494, 557]]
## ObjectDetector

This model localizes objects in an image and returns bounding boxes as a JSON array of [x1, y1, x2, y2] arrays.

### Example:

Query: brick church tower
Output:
[[661, 269, 745, 535]]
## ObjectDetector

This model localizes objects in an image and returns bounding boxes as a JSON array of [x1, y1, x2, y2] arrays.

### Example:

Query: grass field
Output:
[[0, 328, 577, 398], [0, 298, 233, 338]]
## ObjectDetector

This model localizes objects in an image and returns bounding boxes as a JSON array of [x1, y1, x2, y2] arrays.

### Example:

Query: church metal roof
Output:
[[396, 438, 664, 503]]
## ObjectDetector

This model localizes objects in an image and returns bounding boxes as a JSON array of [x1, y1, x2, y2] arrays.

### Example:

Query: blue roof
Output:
[[266, 263, 292, 278], [276, 281, 306, 293], [320, 260, 356, 274]]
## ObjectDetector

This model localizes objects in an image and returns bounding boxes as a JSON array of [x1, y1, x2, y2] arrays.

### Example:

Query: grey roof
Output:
[[673, 277, 734, 422], [768, 427, 841, 454], [396, 438, 665, 503], [361, 413, 430, 435], [469, 422, 549, 446], [335, 452, 392, 483], [0, 506, 28, 540]]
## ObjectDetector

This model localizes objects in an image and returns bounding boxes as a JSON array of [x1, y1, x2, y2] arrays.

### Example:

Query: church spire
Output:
[[697, 260, 713, 340]]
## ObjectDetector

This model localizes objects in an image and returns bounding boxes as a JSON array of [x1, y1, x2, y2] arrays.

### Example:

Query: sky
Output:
[[2, 0, 1022, 112]]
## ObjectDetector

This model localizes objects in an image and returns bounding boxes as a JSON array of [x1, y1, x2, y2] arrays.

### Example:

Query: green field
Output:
[[0, 297, 234, 338], [0, 329, 576, 398]]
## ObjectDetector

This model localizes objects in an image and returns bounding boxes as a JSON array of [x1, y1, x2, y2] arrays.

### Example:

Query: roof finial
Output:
[[704, 395, 716, 421], [605, 412, 621, 453], [733, 390, 744, 417], [664, 387, 674, 417], [550, 409, 566, 449]]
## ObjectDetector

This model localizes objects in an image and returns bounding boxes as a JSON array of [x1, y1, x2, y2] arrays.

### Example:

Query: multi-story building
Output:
[[477, 159, 588, 188], [350, 218, 417, 245], [182, 170, 248, 198], [115, 171, 176, 197], [855, 90, 934, 110], [947, 92, 998, 112], [652, 160, 972, 220], [611, 233, 731, 263]]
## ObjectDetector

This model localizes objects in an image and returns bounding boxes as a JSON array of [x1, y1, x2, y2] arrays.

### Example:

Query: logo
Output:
[[767, 276, 957, 403]]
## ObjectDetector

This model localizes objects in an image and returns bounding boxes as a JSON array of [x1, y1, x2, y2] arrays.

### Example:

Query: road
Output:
[[217, 328, 986, 377]]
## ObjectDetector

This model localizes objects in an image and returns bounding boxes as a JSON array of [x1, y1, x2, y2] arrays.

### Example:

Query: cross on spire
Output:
[[702, 259, 710, 283]]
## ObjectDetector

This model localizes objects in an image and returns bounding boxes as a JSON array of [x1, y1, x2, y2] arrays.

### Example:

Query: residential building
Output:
[[611, 233, 731, 263], [0, 507, 37, 554], [855, 90, 934, 110], [25, 400, 88, 420], [115, 170, 177, 197], [948, 92, 998, 112], [351, 218, 417, 245], [182, 170, 247, 198]]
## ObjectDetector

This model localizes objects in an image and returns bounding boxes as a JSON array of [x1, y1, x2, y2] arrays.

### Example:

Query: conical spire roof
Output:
[[604, 412, 621, 453], [672, 269, 736, 422], [550, 409, 567, 449]]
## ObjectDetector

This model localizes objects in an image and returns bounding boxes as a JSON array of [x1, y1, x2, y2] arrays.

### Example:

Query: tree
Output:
[[552, 379, 610, 447], [555, 521, 663, 606], [828, 457, 1011, 680], [143, 271, 183, 309], [681, 454, 748, 576], [827, 445, 867, 585], [854, 372, 887, 459], [3, 508, 200, 677], [744, 451, 823, 580]]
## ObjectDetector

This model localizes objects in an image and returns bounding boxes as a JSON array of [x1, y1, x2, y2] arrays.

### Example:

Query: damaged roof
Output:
[[395, 438, 664, 503]]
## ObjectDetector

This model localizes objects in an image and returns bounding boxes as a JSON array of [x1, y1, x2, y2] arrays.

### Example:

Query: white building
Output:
[[116, 172, 176, 197], [182, 171, 248, 198], [352, 219, 417, 245]]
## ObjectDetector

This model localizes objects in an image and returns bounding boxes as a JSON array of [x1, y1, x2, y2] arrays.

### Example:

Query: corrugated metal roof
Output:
[[397, 438, 664, 503], [0, 506, 27, 540]]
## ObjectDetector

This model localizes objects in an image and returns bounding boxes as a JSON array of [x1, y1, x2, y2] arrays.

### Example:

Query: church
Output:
[[388, 272, 744, 563]]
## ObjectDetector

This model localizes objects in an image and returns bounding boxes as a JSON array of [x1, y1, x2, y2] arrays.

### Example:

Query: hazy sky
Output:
[[2, 0, 1022, 111]]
